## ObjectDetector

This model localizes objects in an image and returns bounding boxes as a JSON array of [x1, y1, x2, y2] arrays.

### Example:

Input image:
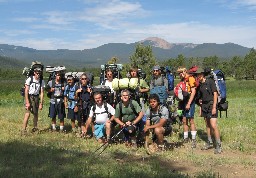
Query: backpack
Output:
[[165, 66, 174, 91], [150, 76, 168, 104], [211, 70, 228, 112], [46, 79, 65, 99], [174, 81, 189, 101]]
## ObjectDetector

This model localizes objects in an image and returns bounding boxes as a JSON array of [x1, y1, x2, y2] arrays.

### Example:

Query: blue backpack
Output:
[[211, 70, 228, 115], [165, 66, 174, 91]]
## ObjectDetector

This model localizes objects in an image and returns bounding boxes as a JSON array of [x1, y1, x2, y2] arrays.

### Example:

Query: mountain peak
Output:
[[139, 37, 172, 49]]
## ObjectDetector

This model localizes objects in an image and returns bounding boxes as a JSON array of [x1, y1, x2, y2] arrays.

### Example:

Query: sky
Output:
[[0, 0, 256, 50]]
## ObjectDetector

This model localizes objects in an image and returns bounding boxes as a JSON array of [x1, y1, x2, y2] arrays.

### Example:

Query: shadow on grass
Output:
[[0, 140, 189, 178]]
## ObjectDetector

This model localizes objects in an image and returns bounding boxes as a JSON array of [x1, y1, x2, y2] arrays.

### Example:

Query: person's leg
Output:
[[105, 121, 111, 141], [22, 111, 30, 131], [182, 117, 189, 141], [210, 118, 222, 154], [190, 118, 197, 148], [154, 127, 165, 145], [201, 118, 214, 150]]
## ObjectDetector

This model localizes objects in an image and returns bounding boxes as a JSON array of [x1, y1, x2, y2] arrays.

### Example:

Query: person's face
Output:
[[149, 98, 159, 110], [67, 78, 74, 85], [121, 92, 129, 102], [197, 73, 204, 82], [153, 69, 161, 77], [34, 70, 41, 78], [55, 73, 61, 80], [106, 71, 113, 80], [178, 71, 186, 79], [130, 70, 137, 78], [94, 94, 103, 105], [80, 75, 88, 85]]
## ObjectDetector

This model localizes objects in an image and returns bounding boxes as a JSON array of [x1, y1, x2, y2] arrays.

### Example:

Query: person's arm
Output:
[[132, 111, 144, 125], [84, 117, 92, 135], [212, 91, 218, 115], [39, 87, 44, 110], [24, 85, 30, 110], [147, 118, 167, 129]]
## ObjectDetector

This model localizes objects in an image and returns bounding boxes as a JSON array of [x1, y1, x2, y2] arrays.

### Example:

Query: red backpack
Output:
[[174, 81, 189, 101]]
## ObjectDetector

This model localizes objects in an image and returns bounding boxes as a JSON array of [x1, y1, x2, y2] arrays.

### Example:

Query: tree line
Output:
[[0, 45, 255, 80]]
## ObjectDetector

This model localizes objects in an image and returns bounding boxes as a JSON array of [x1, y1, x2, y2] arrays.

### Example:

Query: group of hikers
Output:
[[21, 63, 222, 154]]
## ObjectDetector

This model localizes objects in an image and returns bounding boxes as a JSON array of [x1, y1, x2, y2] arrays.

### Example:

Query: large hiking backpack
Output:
[[211, 70, 228, 116], [150, 76, 168, 104], [174, 80, 189, 101], [20, 61, 44, 97], [165, 66, 174, 91]]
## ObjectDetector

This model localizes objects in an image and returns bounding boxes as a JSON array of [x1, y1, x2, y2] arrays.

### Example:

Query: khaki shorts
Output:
[[25, 95, 39, 115]]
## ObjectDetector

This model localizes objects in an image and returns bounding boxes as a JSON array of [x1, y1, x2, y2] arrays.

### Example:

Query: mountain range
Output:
[[0, 37, 251, 68]]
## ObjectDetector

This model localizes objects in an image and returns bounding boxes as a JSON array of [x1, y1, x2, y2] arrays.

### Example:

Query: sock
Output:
[[208, 136, 213, 143], [191, 131, 197, 140], [52, 124, 56, 130], [184, 132, 188, 139], [60, 126, 64, 131]]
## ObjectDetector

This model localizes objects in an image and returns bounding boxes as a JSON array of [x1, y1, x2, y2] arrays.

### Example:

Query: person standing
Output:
[[22, 67, 45, 135], [47, 71, 66, 132], [197, 69, 222, 154], [176, 67, 197, 148]]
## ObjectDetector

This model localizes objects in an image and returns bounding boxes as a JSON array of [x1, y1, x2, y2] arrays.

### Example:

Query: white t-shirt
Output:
[[89, 103, 115, 124], [104, 80, 114, 93], [25, 76, 45, 95]]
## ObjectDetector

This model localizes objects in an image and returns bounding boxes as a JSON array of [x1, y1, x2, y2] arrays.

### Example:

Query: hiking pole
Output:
[[94, 127, 125, 155]]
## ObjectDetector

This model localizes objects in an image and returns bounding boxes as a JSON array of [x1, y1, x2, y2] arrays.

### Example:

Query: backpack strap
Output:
[[92, 101, 110, 122], [119, 100, 139, 119]]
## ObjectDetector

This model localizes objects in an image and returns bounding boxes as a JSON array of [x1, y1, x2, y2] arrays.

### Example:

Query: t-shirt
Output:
[[47, 80, 64, 104], [103, 80, 114, 93], [145, 106, 169, 125], [185, 76, 196, 93], [150, 76, 168, 90], [25, 76, 45, 95], [114, 100, 141, 122], [89, 103, 115, 124], [199, 78, 217, 102]]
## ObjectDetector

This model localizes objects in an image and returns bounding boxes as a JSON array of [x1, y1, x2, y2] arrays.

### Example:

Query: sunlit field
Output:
[[0, 78, 255, 177]]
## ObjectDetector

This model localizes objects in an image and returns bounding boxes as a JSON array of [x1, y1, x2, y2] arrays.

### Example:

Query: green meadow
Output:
[[0, 78, 255, 178]]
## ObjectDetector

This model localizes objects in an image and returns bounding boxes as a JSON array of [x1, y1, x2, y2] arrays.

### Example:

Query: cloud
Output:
[[13, 17, 39, 23]]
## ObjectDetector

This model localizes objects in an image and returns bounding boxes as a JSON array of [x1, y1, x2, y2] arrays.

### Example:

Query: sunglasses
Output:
[[81, 78, 87, 80], [67, 79, 72, 82], [153, 70, 159, 72], [35, 72, 41, 75]]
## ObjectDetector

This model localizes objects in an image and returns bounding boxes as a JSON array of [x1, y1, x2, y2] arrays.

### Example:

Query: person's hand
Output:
[[74, 106, 79, 112], [143, 126, 149, 133], [39, 103, 43, 110], [25, 103, 30, 110], [76, 88, 82, 93], [50, 88, 55, 92], [186, 103, 191, 110], [87, 87, 92, 93]]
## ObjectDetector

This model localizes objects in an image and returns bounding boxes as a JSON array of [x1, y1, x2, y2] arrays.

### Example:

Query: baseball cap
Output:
[[152, 65, 161, 71]]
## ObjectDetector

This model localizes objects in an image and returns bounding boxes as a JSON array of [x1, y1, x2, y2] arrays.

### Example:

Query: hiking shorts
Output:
[[49, 103, 66, 120], [26, 95, 39, 115], [67, 108, 79, 121], [179, 100, 196, 118], [202, 101, 218, 119]]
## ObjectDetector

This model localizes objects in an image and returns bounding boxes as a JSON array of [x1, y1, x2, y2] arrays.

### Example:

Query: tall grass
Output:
[[0, 79, 255, 177]]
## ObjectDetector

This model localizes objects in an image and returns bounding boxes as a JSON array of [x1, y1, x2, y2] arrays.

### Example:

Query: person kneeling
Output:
[[144, 94, 172, 150], [84, 92, 115, 143]]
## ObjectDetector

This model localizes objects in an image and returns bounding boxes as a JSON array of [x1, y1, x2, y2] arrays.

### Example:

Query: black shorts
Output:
[[49, 102, 66, 120], [202, 101, 218, 119], [67, 108, 79, 121]]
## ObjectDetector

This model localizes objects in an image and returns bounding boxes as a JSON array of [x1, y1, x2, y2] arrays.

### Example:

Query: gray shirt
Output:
[[145, 105, 169, 125], [150, 76, 168, 90], [47, 80, 64, 104]]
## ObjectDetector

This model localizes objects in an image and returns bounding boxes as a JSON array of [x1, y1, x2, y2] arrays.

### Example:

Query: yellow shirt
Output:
[[185, 76, 196, 93]]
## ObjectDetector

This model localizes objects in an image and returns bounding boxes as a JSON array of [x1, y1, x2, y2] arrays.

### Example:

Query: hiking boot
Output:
[[191, 139, 197, 148], [31, 127, 39, 133], [201, 141, 214, 150], [157, 144, 166, 152], [183, 138, 189, 143], [214, 143, 222, 154]]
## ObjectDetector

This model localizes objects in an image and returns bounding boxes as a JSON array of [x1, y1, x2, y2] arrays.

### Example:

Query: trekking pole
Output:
[[94, 127, 125, 155]]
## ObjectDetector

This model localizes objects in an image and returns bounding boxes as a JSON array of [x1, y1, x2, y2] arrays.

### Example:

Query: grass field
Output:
[[0, 78, 255, 177]]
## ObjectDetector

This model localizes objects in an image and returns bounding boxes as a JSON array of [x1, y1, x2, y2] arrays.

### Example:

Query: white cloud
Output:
[[13, 17, 39, 23]]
